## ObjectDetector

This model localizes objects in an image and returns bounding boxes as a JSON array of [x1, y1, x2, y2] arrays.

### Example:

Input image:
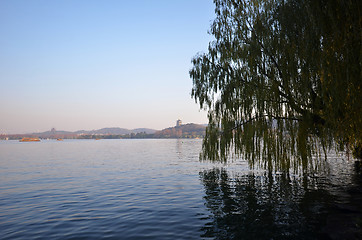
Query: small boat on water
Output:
[[19, 137, 40, 142], [57, 138, 63, 141]]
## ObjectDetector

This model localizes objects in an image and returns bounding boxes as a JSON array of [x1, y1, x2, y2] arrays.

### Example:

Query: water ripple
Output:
[[0, 139, 361, 239]]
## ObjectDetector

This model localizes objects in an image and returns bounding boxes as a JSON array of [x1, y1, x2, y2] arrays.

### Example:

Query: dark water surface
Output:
[[0, 139, 361, 239]]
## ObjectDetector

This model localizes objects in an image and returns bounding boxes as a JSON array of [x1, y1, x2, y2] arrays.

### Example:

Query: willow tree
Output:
[[190, 0, 361, 172]]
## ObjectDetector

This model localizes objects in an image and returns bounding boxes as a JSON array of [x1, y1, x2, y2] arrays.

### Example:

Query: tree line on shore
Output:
[[1, 123, 206, 140]]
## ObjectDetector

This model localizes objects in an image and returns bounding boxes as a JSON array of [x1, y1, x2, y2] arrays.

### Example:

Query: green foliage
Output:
[[190, 0, 361, 172]]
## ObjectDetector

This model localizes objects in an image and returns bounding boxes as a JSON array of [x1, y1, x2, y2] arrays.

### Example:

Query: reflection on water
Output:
[[0, 140, 361, 239], [200, 159, 362, 240]]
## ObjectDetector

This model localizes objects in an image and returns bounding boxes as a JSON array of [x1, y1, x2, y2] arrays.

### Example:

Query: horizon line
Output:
[[1, 122, 208, 135]]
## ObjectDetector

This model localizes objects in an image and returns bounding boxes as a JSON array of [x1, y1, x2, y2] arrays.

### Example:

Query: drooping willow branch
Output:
[[220, 114, 302, 135]]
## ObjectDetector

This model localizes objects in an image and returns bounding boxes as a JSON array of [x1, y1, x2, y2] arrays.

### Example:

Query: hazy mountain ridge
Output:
[[2, 124, 206, 139], [33, 127, 157, 137]]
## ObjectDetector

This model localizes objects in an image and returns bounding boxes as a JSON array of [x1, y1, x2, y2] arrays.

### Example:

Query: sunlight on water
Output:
[[0, 139, 361, 239]]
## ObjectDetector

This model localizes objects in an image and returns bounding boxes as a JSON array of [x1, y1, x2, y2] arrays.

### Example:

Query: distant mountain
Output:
[[75, 128, 132, 135], [31, 127, 157, 138], [35, 130, 74, 137], [9, 124, 206, 139], [132, 128, 157, 134], [153, 123, 206, 138], [76, 127, 157, 135]]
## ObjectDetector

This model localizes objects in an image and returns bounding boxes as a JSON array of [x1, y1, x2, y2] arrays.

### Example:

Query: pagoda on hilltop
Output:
[[176, 119, 182, 127]]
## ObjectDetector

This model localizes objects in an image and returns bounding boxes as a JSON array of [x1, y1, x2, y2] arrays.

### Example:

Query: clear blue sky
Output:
[[0, 0, 215, 133]]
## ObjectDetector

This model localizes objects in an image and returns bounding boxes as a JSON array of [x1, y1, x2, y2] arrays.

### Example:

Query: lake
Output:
[[0, 139, 361, 239]]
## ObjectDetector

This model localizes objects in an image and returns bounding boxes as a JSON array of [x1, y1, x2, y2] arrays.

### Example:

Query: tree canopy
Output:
[[190, 0, 361, 172]]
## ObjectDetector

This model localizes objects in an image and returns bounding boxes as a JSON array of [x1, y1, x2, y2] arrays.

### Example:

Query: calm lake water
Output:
[[0, 139, 361, 239]]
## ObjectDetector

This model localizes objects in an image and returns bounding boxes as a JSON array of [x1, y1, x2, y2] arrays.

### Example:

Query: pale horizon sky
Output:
[[0, 0, 215, 134]]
